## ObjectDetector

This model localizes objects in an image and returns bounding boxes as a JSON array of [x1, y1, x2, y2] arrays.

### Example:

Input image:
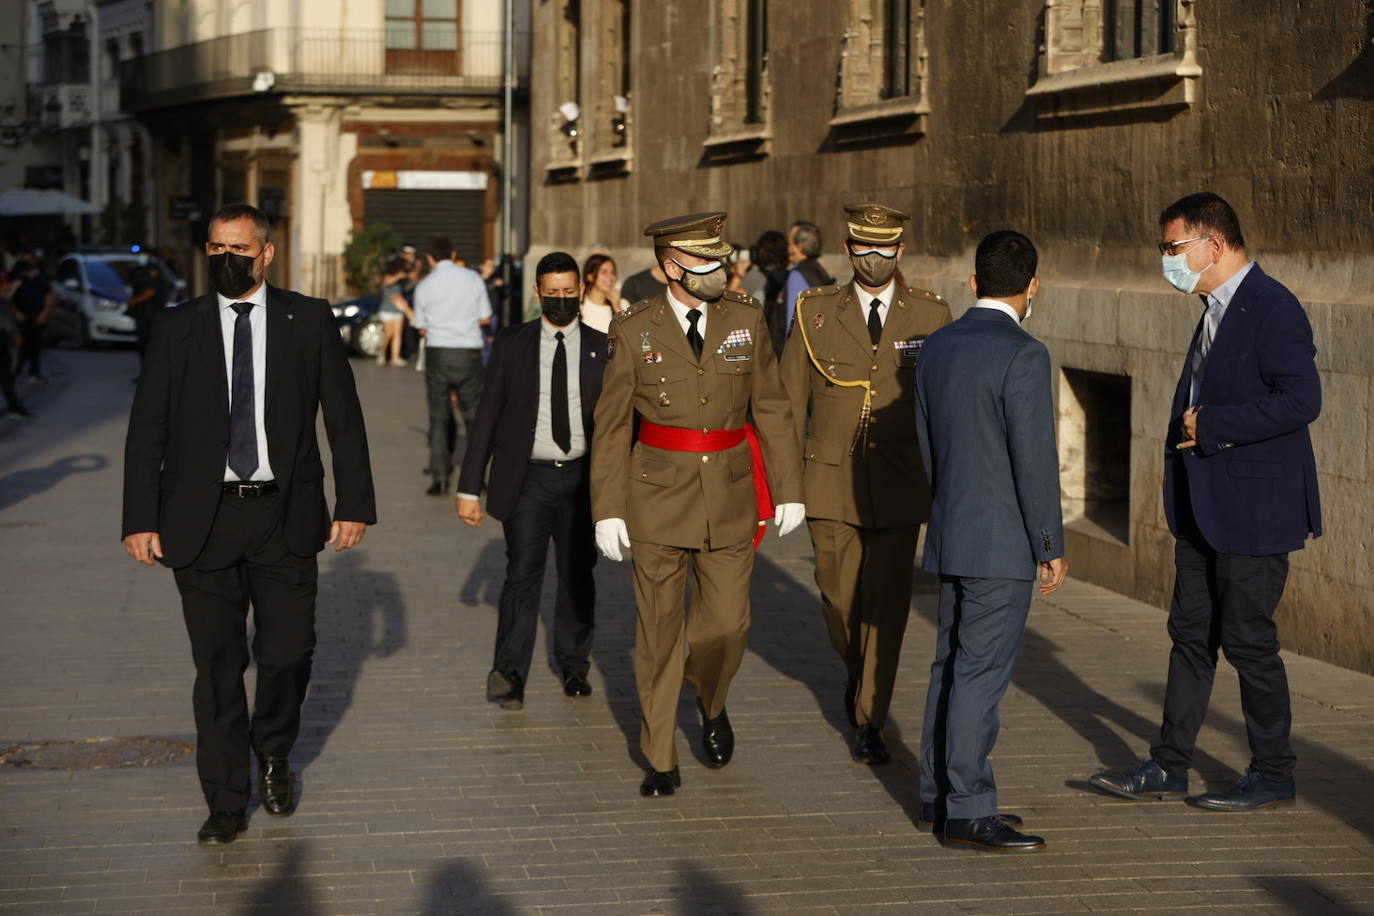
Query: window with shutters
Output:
[[1028, 0, 1200, 120], [829, 0, 929, 137], [702, 0, 770, 159], [385, 0, 461, 76]]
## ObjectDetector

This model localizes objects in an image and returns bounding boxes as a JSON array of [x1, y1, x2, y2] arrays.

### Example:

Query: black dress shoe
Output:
[[639, 767, 681, 797], [1090, 758, 1188, 801], [487, 669, 524, 710], [918, 803, 1022, 832], [1194, 766, 1295, 811], [852, 725, 890, 765], [562, 670, 592, 697], [197, 811, 248, 845], [942, 815, 1045, 852], [843, 678, 858, 728], [258, 755, 296, 817], [426, 481, 445, 496], [698, 700, 734, 768]]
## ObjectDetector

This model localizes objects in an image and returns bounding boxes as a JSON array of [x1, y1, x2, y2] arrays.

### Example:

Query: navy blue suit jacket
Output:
[[916, 307, 1064, 581], [456, 319, 607, 521], [1164, 264, 1321, 555]]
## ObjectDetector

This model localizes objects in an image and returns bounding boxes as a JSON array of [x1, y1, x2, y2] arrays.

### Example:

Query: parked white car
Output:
[[49, 250, 184, 346]]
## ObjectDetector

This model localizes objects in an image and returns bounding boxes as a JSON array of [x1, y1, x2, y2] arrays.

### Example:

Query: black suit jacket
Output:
[[122, 287, 376, 568], [457, 319, 607, 521]]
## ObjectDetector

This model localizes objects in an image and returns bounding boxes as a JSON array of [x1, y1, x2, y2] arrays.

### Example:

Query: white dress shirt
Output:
[[666, 285, 708, 340], [412, 260, 493, 349], [973, 297, 1023, 324], [218, 282, 274, 481], [853, 279, 896, 328], [531, 318, 586, 461]]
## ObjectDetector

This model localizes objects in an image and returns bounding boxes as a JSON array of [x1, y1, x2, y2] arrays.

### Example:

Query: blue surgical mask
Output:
[[1161, 247, 1212, 294]]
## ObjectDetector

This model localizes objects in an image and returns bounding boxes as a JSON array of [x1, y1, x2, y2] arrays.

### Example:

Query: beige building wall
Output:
[[526, 1, 1374, 673]]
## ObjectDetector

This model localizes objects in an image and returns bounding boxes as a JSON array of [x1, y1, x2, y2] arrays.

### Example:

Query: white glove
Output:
[[595, 518, 632, 561], [773, 503, 806, 538]]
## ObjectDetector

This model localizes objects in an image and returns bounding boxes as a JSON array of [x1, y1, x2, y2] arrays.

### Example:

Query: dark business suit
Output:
[[1154, 264, 1320, 782], [915, 306, 1064, 820], [457, 319, 606, 681], [122, 287, 375, 814]]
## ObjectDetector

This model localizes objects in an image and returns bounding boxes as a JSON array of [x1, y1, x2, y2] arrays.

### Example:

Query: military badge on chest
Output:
[[895, 337, 924, 366], [717, 327, 753, 362]]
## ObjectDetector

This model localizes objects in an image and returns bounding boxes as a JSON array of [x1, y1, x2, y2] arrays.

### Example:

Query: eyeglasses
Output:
[[1157, 235, 1212, 257]]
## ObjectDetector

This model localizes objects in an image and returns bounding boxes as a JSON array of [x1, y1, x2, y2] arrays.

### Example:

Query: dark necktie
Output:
[[551, 331, 571, 453], [686, 308, 704, 360], [868, 299, 883, 346], [228, 301, 259, 480]]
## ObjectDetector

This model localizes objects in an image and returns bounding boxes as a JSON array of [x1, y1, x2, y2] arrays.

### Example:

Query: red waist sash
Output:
[[638, 419, 774, 548]]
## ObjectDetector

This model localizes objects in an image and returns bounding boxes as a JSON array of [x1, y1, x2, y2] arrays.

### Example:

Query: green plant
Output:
[[342, 222, 403, 294]]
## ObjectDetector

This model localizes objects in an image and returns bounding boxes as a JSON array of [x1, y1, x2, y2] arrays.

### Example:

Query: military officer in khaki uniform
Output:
[[779, 203, 952, 764], [591, 211, 806, 797]]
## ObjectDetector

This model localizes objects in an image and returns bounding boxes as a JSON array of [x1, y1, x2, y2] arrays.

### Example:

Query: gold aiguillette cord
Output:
[[795, 290, 873, 457]]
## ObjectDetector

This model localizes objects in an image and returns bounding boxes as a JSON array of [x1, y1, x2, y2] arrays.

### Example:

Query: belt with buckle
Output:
[[528, 456, 584, 468], [222, 480, 279, 497]]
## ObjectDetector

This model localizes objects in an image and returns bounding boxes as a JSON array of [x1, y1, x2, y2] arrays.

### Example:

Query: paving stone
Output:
[[0, 349, 1371, 913]]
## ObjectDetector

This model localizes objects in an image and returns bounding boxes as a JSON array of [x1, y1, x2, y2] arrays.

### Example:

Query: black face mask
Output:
[[208, 251, 260, 299], [541, 295, 580, 327]]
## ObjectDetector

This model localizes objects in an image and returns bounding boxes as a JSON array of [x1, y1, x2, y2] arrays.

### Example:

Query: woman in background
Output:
[[377, 256, 414, 366], [580, 253, 630, 334]]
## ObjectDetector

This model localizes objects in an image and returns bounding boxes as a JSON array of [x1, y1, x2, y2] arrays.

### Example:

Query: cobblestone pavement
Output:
[[1, 347, 1372, 915]]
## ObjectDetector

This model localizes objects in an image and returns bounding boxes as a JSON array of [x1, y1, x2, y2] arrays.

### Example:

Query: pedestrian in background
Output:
[[127, 252, 171, 368], [743, 229, 789, 355], [784, 221, 833, 337], [121, 202, 375, 845], [0, 268, 32, 419], [619, 257, 667, 305], [580, 253, 629, 333], [915, 230, 1066, 852], [725, 243, 751, 294], [456, 252, 606, 710], [1091, 193, 1321, 812], [413, 236, 494, 496], [376, 256, 414, 367], [9, 254, 53, 383]]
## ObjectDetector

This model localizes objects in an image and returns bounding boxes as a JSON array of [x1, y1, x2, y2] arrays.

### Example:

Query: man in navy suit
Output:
[[456, 252, 606, 710], [916, 231, 1067, 852], [1092, 193, 1321, 811]]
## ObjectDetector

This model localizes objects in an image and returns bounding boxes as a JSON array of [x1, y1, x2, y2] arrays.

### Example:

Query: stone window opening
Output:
[[588, 0, 633, 175], [547, 0, 583, 176], [1059, 368, 1132, 545], [703, 0, 771, 159], [1028, 0, 1199, 120], [829, 0, 929, 138]]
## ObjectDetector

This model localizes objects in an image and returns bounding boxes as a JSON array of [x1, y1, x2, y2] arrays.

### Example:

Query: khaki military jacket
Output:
[[590, 290, 803, 550], [779, 281, 952, 528]]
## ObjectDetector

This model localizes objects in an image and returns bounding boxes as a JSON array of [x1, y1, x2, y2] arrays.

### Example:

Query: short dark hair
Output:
[[211, 203, 271, 243], [581, 253, 614, 286], [426, 236, 455, 262], [790, 221, 822, 259], [974, 230, 1038, 298], [537, 251, 580, 284], [753, 229, 788, 271], [1159, 192, 1245, 250]]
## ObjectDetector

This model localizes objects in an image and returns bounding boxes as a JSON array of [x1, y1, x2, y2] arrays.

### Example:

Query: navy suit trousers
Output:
[[919, 574, 1033, 819]]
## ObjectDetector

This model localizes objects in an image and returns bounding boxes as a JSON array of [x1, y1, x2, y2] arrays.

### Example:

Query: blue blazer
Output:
[[1164, 264, 1321, 555], [916, 307, 1064, 581]]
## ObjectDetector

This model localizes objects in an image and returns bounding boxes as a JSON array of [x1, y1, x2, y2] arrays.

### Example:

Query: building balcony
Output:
[[119, 28, 528, 112]]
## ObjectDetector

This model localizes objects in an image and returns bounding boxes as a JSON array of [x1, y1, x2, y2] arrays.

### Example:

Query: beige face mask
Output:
[[672, 257, 728, 301], [850, 247, 898, 287]]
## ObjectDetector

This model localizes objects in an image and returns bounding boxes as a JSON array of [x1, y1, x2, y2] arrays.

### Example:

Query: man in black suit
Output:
[[456, 252, 605, 709], [122, 203, 376, 845], [915, 231, 1067, 852]]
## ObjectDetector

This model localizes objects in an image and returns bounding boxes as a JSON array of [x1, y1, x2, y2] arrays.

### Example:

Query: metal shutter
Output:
[[363, 189, 485, 262]]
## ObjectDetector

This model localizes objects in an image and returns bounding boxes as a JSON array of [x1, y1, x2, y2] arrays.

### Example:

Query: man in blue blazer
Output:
[[1093, 193, 1321, 811], [916, 231, 1067, 852], [455, 252, 607, 710]]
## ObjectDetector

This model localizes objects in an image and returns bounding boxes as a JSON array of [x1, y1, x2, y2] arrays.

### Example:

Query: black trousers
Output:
[[1151, 509, 1295, 782], [425, 346, 484, 485], [493, 462, 596, 681], [14, 319, 44, 378], [172, 493, 317, 814], [0, 330, 20, 410]]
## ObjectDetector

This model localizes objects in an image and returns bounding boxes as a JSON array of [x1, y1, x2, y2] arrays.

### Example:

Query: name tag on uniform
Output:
[[895, 338, 924, 364], [723, 353, 750, 361]]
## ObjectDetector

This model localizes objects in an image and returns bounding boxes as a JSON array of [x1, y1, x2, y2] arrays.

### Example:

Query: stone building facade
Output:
[[526, 1, 1374, 672]]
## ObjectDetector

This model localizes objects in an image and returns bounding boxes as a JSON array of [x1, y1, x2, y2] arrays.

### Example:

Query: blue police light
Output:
[[130, 245, 141, 253]]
